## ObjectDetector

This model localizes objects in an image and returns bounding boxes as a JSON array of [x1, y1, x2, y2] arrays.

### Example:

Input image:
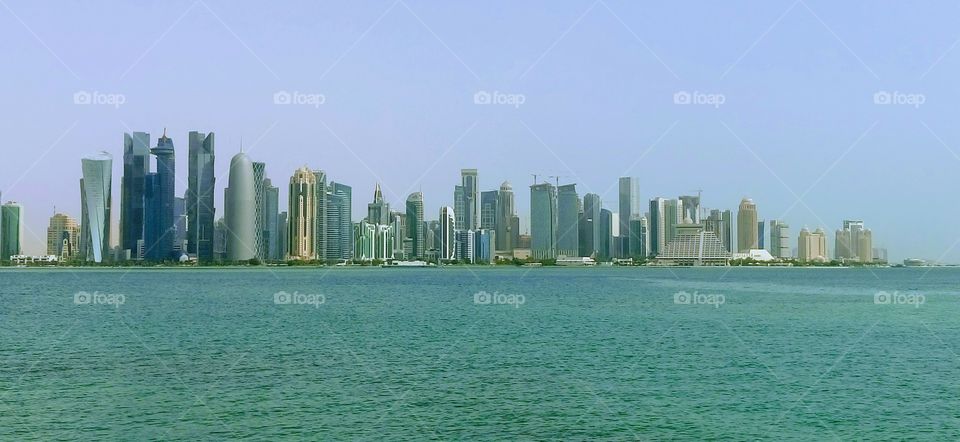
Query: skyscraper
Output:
[[264, 179, 280, 261], [768, 220, 791, 258], [705, 209, 732, 252], [287, 167, 316, 260], [648, 198, 666, 256], [440, 206, 456, 261], [312, 170, 327, 260], [80, 152, 112, 263], [120, 131, 150, 259], [495, 181, 515, 252], [679, 194, 701, 224], [47, 212, 80, 260], [277, 212, 288, 261], [224, 152, 257, 261], [461, 169, 478, 230], [836, 220, 873, 263], [798, 227, 828, 262], [599, 208, 613, 260], [144, 130, 176, 261], [663, 199, 683, 245], [618, 177, 641, 252], [406, 192, 425, 259], [327, 182, 352, 260], [0, 202, 23, 261], [530, 182, 557, 260], [737, 198, 758, 252], [480, 190, 497, 230], [186, 131, 215, 262], [757, 220, 765, 250], [367, 183, 390, 225], [556, 184, 580, 257], [252, 162, 267, 260]]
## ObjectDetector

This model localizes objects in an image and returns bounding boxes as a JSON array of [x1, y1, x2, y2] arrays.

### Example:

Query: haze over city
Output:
[[2, 1, 959, 262]]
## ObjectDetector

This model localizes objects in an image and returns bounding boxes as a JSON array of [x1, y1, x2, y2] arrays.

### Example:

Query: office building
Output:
[[439, 206, 456, 261], [618, 177, 642, 254], [326, 182, 352, 260], [530, 182, 557, 260], [186, 131, 215, 262], [79, 152, 112, 263], [455, 229, 475, 263], [798, 227, 828, 262], [263, 179, 280, 261], [556, 184, 580, 257], [288, 167, 317, 260], [224, 152, 257, 261], [1, 202, 24, 261], [406, 192, 425, 259], [143, 130, 176, 261], [737, 198, 758, 252], [705, 209, 733, 252], [495, 181, 516, 252], [120, 131, 150, 259], [768, 220, 791, 258], [47, 212, 80, 260]]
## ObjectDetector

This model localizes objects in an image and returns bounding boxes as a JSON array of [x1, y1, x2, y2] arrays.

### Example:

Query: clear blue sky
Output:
[[1, 0, 958, 262]]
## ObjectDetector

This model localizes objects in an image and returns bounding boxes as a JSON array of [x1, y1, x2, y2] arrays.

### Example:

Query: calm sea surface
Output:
[[1, 267, 959, 440]]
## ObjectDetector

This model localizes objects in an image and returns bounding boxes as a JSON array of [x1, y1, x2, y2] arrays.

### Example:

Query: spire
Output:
[[373, 183, 383, 203], [240, 136, 244, 153]]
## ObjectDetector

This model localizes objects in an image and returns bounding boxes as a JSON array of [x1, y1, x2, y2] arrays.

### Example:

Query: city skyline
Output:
[[4, 1, 957, 262]]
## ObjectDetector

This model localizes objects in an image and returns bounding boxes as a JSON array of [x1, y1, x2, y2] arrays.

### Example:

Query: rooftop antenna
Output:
[[240, 136, 244, 153]]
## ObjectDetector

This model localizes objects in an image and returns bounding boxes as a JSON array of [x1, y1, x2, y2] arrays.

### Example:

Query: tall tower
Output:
[[737, 198, 758, 252], [556, 184, 580, 257], [224, 152, 257, 261], [47, 212, 80, 259], [0, 202, 24, 261], [287, 167, 317, 260], [461, 169, 478, 231], [145, 129, 176, 260], [186, 131, 215, 262], [120, 131, 150, 258], [406, 192, 425, 259], [530, 182, 557, 260], [495, 181, 515, 252], [80, 152, 112, 263], [312, 170, 327, 260], [618, 177, 641, 253], [440, 206, 456, 261], [367, 183, 389, 225]]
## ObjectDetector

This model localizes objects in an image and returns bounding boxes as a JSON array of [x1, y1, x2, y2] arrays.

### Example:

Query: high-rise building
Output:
[[768, 220, 791, 258], [406, 192, 425, 259], [599, 208, 613, 260], [530, 183, 557, 260], [263, 179, 280, 261], [439, 206, 456, 261], [629, 216, 649, 258], [798, 227, 828, 262], [213, 217, 227, 262], [252, 161, 267, 261], [474, 229, 495, 263], [326, 182, 352, 260], [120, 131, 150, 259], [618, 177, 641, 253], [835, 220, 873, 263], [648, 198, 666, 256], [556, 184, 580, 257], [144, 130, 176, 261], [224, 152, 257, 261], [737, 198, 758, 252], [757, 220, 765, 250], [367, 183, 389, 225], [579, 193, 601, 258], [663, 199, 683, 245], [47, 212, 80, 260], [455, 229, 475, 263], [480, 190, 497, 231], [704, 209, 732, 252], [353, 186, 394, 262], [312, 170, 327, 260], [173, 196, 187, 254], [80, 152, 112, 263], [678, 194, 701, 224], [0, 202, 23, 261], [288, 167, 317, 260], [186, 131, 215, 262], [277, 212, 288, 261], [461, 169, 478, 230], [495, 181, 515, 252]]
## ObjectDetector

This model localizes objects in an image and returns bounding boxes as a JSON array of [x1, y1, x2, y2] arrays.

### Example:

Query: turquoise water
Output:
[[1, 267, 959, 440]]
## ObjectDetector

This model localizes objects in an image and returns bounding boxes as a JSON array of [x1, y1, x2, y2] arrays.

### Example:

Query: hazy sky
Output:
[[2, 0, 959, 262]]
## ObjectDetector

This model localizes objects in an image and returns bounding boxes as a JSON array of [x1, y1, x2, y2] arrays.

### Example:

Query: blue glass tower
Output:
[[144, 129, 176, 261]]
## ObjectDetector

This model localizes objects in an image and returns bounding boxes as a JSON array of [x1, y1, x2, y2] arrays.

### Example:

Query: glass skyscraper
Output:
[[120, 131, 150, 258], [556, 184, 580, 257], [80, 152, 112, 263], [144, 130, 176, 261], [186, 131, 215, 262], [530, 182, 557, 260]]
